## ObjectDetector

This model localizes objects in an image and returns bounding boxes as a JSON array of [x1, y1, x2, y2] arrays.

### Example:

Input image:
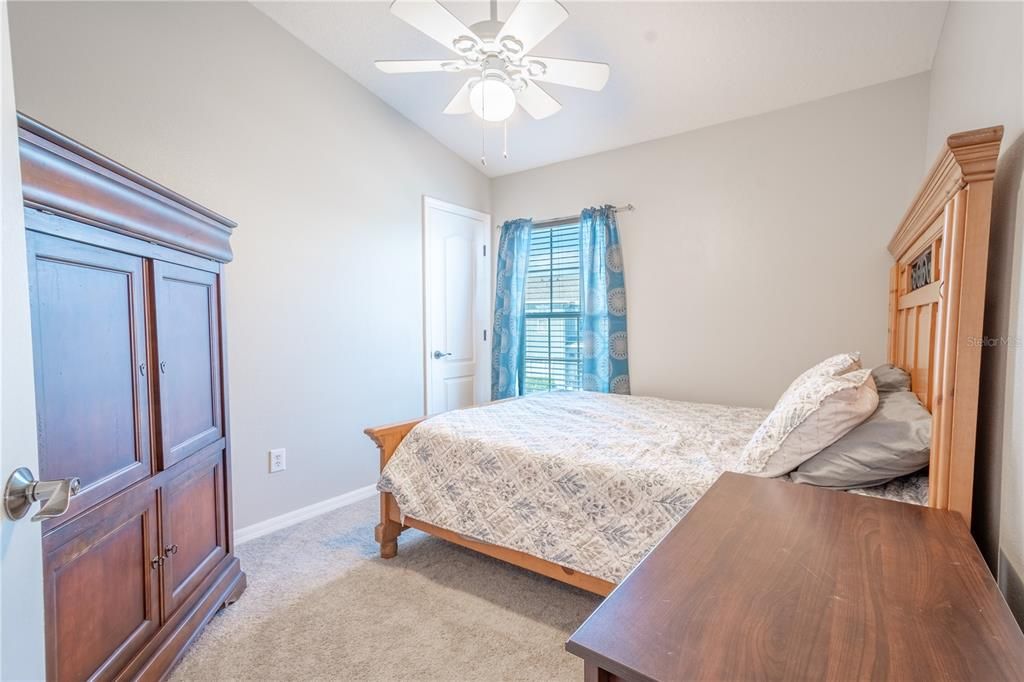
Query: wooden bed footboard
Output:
[[363, 418, 615, 596]]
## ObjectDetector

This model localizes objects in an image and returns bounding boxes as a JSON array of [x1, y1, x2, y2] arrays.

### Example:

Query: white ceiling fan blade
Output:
[[375, 59, 461, 74], [516, 82, 561, 119], [527, 57, 609, 92], [443, 80, 474, 114], [389, 0, 480, 55], [498, 0, 568, 55]]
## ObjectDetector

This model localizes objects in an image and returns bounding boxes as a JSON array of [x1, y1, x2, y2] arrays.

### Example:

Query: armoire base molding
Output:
[[130, 558, 246, 681]]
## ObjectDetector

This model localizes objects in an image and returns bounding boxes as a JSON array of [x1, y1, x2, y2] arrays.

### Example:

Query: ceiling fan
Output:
[[375, 0, 610, 124]]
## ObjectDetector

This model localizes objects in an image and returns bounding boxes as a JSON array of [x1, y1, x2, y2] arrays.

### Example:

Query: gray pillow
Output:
[[871, 363, 911, 393], [790, 389, 930, 489]]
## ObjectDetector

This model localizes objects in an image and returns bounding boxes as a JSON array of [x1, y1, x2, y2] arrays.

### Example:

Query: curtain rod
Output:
[[498, 204, 635, 229]]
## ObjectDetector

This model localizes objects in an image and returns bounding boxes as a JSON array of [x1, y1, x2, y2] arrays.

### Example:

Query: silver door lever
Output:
[[432, 350, 453, 359], [4, 467, 80, 522]]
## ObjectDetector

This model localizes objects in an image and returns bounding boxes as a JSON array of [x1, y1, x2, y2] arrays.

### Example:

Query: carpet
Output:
[[170, 496, 602, 681]]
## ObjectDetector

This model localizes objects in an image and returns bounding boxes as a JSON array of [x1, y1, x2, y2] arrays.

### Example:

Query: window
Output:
[[522, 222, 582, 393]]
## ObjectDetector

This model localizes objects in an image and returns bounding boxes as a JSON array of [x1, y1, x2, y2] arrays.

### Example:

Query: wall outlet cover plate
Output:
[[269, 448, 286, 473]]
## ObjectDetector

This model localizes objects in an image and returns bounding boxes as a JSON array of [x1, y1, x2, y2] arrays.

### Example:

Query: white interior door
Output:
[[424, 197, 491, 414], [1, 5, 47, 678]]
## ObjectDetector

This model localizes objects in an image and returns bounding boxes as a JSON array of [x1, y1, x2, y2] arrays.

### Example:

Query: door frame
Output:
[[421, 196, 492, 415]]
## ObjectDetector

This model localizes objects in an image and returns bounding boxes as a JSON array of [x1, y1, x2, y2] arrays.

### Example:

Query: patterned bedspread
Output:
[[379, 391, 768, 582], [378, 391, 930, 582]]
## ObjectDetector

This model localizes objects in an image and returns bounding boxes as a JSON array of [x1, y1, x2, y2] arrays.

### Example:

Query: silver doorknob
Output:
[[432, 350, 453, 359], [3, 467, 80, 522]]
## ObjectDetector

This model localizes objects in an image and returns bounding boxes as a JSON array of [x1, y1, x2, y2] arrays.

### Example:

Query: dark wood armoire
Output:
[[18, 114, 245, 681]]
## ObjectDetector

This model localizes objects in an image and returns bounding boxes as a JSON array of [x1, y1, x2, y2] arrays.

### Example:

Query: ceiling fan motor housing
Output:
[[469, 19, 503, 41]]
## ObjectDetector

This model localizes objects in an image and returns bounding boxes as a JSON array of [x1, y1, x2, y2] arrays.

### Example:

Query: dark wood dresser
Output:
[[18, 114, 245, 680], [567, 472, 1024, 681]]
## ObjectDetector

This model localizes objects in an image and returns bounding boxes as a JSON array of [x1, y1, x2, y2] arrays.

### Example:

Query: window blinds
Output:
[[522, 222, 582, 393]]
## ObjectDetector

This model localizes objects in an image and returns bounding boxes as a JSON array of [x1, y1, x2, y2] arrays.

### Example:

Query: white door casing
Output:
[[423, 197, 491, 414]]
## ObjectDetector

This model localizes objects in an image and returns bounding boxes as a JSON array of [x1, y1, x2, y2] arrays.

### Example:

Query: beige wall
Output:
[[491, 74, 930, 408], [925, 1, 1024, 620], [7, 1, 490, 530], [0, 1, 45, 678]]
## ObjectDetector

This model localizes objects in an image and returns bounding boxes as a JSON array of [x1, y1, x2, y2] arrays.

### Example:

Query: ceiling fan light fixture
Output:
[[469, 79, 517, 122]]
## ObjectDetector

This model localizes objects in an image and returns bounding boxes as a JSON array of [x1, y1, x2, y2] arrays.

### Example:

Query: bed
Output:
[[365, 125, 1003, 596]]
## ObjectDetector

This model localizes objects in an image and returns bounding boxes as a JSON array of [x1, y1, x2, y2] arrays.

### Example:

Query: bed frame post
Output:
[[375, 498, 402, 559], [365, 418, 425, 558], [887, 125, 1003, 524]]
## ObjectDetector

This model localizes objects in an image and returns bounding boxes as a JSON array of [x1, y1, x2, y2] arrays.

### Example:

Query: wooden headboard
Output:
[[888, 126, 1003, 524]]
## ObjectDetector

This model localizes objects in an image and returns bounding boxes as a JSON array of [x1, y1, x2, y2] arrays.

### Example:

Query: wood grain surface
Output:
[[567, 473, 1024, 681]]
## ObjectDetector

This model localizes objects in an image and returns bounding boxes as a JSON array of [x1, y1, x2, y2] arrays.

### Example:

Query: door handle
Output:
[[432, 350, 453, 359], [3, 467, 81, 522]]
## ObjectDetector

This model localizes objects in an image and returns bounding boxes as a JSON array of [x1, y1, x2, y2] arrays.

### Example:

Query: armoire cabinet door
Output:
[[26, 229, 152, 522], [152, 260, 223, 468], [161, 448, 228, 618], [43, 487, 161, 682]]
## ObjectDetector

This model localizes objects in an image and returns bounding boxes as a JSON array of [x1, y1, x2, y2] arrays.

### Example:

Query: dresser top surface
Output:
[[566, 472, 1024, 681]]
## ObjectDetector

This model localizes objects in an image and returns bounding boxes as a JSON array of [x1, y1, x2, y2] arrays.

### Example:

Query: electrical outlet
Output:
[[269, 448, 286, 473]]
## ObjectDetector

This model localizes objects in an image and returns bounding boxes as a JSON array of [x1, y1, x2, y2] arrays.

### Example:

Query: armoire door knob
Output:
[[164, 544, 179, 557], [150, 555, 165, 570]]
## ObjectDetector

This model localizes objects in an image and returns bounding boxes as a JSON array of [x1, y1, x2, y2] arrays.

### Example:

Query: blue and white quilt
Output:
[[378, 391, 928, 582], [379, 391, 766, 581]]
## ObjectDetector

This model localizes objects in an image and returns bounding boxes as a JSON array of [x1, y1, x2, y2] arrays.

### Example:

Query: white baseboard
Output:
[[234, 484, 378, 545]]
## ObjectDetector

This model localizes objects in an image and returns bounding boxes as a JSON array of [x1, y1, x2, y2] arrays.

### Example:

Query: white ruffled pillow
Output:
[[741, 368, 878, 478], [784, 352, 862, 395]]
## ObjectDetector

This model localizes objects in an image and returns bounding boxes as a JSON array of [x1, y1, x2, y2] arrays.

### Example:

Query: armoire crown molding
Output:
[[17, 112, 236, 263]]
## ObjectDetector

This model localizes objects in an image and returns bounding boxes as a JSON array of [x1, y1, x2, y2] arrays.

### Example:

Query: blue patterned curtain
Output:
[[491, 218, 533, 399], [580, 206, 630, 394]]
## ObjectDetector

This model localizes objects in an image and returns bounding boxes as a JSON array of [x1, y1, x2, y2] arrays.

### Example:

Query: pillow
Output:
[[784, 352, 862, 394], [871, 363, 912, 393], [790, 389, 930, 489], [742, 368, 878, 478]]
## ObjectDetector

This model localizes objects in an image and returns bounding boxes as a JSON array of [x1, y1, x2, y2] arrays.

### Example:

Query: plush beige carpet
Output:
[[171, 496, 602, 681]]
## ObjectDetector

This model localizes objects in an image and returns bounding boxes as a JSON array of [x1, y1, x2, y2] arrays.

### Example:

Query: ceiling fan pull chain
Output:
[[480, 80, 488, 166], [503, 120, 509, 160], [480, 117, 487, 167]]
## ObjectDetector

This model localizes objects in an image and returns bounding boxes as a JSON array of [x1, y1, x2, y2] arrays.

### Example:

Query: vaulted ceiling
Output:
[[256, 1, 947, 177]]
